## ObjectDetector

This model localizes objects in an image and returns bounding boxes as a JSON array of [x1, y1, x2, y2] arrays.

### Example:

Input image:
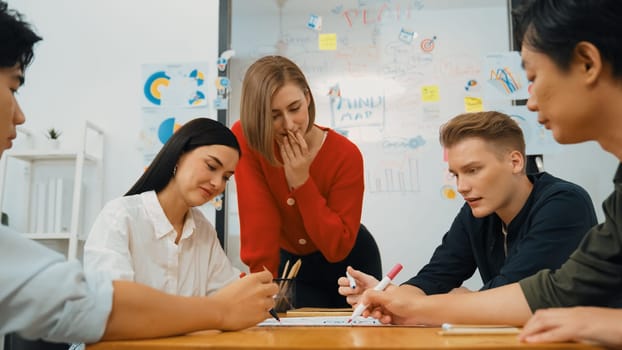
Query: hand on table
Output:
[[520, 306, 622, 347]]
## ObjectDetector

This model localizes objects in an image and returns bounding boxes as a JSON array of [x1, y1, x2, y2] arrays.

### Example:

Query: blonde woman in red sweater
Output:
[[232, 55, 382, 308]]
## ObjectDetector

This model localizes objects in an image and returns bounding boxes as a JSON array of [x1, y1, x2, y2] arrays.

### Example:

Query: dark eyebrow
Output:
[[207, 155, 223, 167], [208, 155, 235, 175], [521, 58, 530, 71]]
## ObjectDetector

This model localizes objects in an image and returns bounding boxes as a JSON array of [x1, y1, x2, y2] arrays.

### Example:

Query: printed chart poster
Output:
[[142, 63, 209, 108], [482, 52, 529, 100], [493, 105, 561, 155], [139, 108, 215, 168], [140, 62, 213, 169]]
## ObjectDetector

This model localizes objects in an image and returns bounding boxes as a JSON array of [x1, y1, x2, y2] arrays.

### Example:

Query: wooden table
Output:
[[88, 326, 606, 349]]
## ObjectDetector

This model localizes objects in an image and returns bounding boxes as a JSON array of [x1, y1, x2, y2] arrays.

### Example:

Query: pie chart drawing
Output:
[[189, 69, 205, 86], [189, 91, 206, 106], [144, 71, 171, 106], [158, 117, 181, 144]]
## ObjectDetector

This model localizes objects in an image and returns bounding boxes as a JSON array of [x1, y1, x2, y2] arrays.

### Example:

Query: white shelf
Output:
[[5, 149, 98, 162], [0, 121, 105, 260], [23, 232, 72, 240]]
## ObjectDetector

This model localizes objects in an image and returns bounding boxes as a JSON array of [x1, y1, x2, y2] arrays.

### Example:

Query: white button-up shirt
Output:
[[84, 191, 239, 296]]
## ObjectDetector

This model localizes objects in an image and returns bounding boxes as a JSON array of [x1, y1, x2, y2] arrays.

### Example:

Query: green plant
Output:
[[46, 128, 62, 140]]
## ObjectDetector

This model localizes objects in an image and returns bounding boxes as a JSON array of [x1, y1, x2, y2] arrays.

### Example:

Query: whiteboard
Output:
[[225, 0, 617, 287]]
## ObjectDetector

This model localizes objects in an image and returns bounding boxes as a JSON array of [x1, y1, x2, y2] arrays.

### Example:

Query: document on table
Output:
[[258, 316, 382, 327], [438, 323, 521, 335], [285, 307, 352, 317]]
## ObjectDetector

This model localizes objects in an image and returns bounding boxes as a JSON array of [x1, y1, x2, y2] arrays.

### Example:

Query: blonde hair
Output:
[[440, 111, 526, 159], [240, 55, 316, 165]]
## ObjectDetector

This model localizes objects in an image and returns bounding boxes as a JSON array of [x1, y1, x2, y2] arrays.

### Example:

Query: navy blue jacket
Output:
[[404, 172, 597, 294]]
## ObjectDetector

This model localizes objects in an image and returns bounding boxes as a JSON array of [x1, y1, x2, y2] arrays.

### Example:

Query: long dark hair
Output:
[[126, 118, 240, 196]]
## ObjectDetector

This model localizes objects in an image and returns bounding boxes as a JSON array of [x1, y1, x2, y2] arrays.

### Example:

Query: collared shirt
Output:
[[404, 172, 597, 294], [520, 163, 622, 310], [0, 227, 112, 343], [84, 191, 239, 296]]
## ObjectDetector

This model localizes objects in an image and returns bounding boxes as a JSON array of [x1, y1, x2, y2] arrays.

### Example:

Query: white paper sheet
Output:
[[258, 316, 382, 327]]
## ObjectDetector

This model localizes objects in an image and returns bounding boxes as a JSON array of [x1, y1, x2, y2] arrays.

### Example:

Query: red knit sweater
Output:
[[232, 121, 364, 275]]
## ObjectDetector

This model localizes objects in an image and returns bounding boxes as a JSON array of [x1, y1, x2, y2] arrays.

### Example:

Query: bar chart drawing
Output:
[[365, 156, 420, 193]]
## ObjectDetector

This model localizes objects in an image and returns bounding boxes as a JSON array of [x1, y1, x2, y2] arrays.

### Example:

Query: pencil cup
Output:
[[273, 278, 296, 313]]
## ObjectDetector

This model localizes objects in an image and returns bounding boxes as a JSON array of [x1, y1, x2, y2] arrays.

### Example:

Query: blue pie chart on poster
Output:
[[158, 117, 181, 144], [144, 71, 170, 106]]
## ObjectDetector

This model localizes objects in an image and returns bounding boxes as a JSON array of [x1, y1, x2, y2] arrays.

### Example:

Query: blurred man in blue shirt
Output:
[[0, 1, 277, 344]]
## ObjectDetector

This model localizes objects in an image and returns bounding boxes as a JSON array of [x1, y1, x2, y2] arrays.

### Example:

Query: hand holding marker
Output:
[[242, 269, 281, 322], [348, 263, 403, 323], [346, 270, 357, 289], [268, 308, 280, 322]]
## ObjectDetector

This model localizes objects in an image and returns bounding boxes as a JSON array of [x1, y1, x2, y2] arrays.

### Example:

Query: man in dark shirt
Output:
[[339, 111, 596, 299], [352, 1, 622, 348]]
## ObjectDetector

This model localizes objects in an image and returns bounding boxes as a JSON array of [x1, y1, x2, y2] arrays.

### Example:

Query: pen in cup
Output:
[[348, 263, 403, 323], [269, 259, 302, 319], [346, 270, 357, 289]]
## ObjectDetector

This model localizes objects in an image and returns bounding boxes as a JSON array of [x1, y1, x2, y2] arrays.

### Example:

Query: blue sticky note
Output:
[[307, 14, 322, 31], [399, 28, 416, 44]]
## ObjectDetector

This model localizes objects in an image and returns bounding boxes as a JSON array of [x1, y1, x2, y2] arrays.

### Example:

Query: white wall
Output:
[[5, 1, 618, 289], [8, 0, 220, 205]]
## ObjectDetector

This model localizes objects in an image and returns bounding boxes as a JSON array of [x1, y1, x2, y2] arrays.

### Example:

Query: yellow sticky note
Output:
[[319, 33, 337, 51], [421, 85, 440, 102], [464, 97, 483, 112]]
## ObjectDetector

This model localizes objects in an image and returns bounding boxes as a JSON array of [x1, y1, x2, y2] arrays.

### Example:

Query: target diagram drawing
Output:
[[142, 63, 209, 107]]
